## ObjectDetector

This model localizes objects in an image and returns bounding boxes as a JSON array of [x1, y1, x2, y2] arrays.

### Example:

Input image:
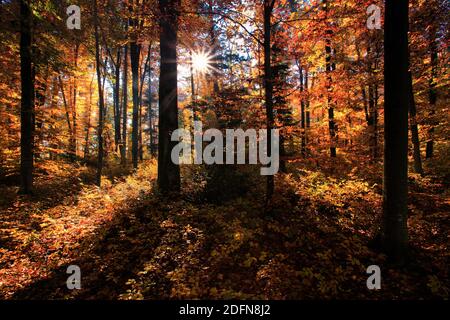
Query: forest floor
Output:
[[0, 158, 448, 300]]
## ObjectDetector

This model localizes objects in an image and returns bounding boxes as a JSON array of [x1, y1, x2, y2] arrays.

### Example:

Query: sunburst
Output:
[[190, 49, 215, 74]]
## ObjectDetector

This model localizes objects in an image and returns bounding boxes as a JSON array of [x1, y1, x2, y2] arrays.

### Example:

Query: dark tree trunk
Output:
[[148, 45, 155, 157], [381, 0, 410, 264], [19, 0, 34, 195], [130, 42, 140, 169], [59, 76, 76, 159], [157, 0, 180, 193], [366, 42, 380, 161], [139, 47, 151, 161], [299, 64, 306, 157], [305, 69, 311, 148], [426, 32, 438, 159], [208, 0, 220, 93], [368, 83, 378, 160], [94, 0, 105, 186], [34, 67, 49, 160], [49, 77, 59, 160], [113, 48, 122, 152], [408, 72, 423, 175], [324, 0, 336, 158], [263, 0, 275, 201], [84, 75, 95, 160], [70, 44, 79, 160], [121, 45, 128, 165]]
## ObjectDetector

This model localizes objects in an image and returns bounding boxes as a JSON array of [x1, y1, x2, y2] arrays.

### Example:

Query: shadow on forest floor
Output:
[[1, 160, 449, 299]]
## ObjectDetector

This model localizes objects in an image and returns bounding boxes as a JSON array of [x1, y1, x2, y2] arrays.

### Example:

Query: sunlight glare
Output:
[[191, 50, 213, 73]]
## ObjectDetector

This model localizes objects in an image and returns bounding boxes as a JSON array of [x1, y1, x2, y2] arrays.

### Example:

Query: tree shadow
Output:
[[10, 190, 165, 300]]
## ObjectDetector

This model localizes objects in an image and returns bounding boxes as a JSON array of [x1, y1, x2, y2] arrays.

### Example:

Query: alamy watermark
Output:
[[66, 265, 81, 290], [366, 265, 381, 290], [171, 121, 280, 176], [66, 5, 81, 30], [367, 4, 381, 30]]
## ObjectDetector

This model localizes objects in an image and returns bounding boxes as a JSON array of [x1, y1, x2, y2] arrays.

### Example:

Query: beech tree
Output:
[[94, 0, 106, 186], [381, 0, 410, 263], [157, 0, 181, 193], [19, 0, 34, 195]]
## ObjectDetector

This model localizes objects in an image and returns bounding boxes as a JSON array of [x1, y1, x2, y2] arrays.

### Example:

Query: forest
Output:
[[0, 0, 448, 300]]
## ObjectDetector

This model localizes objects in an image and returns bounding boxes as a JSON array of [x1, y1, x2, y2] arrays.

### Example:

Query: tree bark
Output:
[[324, 0, 336, 158], [157, 0, 180, 193], [208, 0, 220, 93], [298, 64, 306, 157], [381, 0, 410, 264], [408, 72, 423, 175], [94, 0, 105, 186], [121, 45, 128, 165], [19, 0, 34, 194], [113, 48, 122, 152], [148, 45, 155, 157], [263, 0, 275, 201], [130, 42, 140, 169], [84, 75, 95, 160], [70, 44, 79, 160], [426, 31, 438, 159], [139, 47, 151, 161]]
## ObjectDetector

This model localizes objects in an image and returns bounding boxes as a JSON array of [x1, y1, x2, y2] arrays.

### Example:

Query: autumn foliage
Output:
[[0, 0, 448, 300]]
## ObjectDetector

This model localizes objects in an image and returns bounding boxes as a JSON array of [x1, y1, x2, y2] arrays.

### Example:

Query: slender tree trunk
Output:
[[208, 0, 220, 93], [148, 45, 155, 157], [426, 32, 438, 159], [34, 67, 49, 160], [157, 0, 180, 193], [49, 77, 59, 159], [58, 76, 74, 155], [113, 48, 122, 152], [130, 42, 140, 169], [121, 45, 128, 165], [366, 43, 379, 161], [368, 83, 378, 160], [94, 0, 105, 186], [408, 72, 423, 175], [324, 0, 336, 158], [139, 47, 151, 161], [299, 64, 306, 157], [19, 0, 34, 194], [84, 74, 95, 160], [305, 68, 310, 152], [263, 0, 275, 201], [70, 44, 79, 160], [381, 0, 410, 264]]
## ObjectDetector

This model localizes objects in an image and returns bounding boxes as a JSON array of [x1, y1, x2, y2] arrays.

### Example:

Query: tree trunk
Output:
[[121, 45, 128, 165], [19, 0, 34, 194], [157, 0, 180, 193], [408, 72, 423, 175], [305, 70, 311, 147], [139, 47, 151, 161], [368, 83, 378, 160], [70, 44, 79, 160], [113, 48, 122, 152], [381, 0, 409, 264], [208, 0, 220, 94], [426, 32, 438, 159], [299, 64, 306, 157], [94, 0, 105, 186], [84, 74, 95, 160], [34, 67, 49, 160], [324, 0, 336, 158], [130, 42, 140, 169], [148, 45, 155, 157], [263, 0, 275, 201]]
